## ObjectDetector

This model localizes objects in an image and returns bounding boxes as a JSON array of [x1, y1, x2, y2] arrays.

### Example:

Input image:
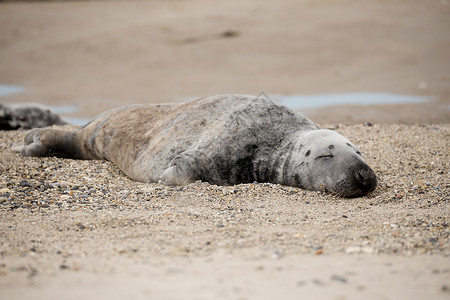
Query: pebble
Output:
[[141, 187, 157, 193], [19, 180, 32, 188], [0, 267, 10, 276], [312, 279, 326, 287], [0, 188, 12, 194], [345, 246, 375, 255], [331, 274, 347, 283], [271, 251, 282, 259]]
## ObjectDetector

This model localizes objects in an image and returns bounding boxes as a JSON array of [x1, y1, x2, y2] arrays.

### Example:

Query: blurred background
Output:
[[0, 0, 449, 124]]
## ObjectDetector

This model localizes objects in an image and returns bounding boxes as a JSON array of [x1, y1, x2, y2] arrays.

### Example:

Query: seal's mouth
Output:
[[353, 167, 377, 195], [324, 165, 377, 198]]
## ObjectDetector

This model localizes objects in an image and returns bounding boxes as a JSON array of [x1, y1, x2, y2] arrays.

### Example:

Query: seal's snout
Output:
[[353, 166, 377, 195]]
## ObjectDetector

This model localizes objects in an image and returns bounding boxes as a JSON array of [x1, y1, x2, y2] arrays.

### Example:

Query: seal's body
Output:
[[20, 94, 377, 197]]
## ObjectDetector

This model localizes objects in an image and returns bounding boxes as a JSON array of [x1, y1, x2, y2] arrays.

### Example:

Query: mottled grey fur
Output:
[[19, 94, 377, 197], [0, 103, 67, 130]]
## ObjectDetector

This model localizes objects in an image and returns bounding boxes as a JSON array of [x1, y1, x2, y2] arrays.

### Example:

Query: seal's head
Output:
[[285, 129, 377, 197]]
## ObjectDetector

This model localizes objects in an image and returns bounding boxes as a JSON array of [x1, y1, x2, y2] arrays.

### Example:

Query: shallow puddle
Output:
[[272, 93, 432, 110], [1, 84, 435, 126]]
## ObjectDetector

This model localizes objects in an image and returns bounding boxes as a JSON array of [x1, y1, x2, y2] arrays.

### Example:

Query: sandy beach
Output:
[[1, 124, 449, 299], [0, 0, 449, 299]]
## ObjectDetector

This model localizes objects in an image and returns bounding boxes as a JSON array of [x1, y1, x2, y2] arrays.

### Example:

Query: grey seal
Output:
[[0, 103, 67, 130], [19, 94, 377, 197]]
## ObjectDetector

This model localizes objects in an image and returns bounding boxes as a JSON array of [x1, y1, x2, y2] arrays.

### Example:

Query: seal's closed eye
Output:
[[315, 153, 334, 159]]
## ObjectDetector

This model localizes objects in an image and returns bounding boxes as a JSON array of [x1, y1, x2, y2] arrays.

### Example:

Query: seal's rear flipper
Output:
[[21, 128, 51, 157], [10, 142, 24, 153], [21, 127, 85, 159]]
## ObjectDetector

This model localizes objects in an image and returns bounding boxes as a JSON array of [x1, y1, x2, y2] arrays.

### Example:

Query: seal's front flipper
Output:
[[159, 155, 199, 186], [159, 165, 195, 186]]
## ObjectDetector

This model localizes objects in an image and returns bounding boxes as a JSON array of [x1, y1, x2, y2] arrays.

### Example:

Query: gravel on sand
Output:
[[0, 124, 449, 299]]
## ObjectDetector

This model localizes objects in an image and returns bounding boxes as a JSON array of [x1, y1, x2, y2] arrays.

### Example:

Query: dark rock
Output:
[[331, 274, 348, 283], [429, 237, 438, 243], [19, 180, 32, 188]]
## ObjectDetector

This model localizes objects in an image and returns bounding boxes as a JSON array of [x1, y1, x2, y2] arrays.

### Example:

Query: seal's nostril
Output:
[[356, 171, 365, 182], [354, 168, 377, 194]]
